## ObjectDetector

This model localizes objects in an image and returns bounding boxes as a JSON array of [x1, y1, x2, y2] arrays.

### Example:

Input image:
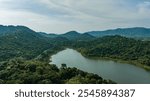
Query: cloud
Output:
[[0, 0, 150, 33], [138, 1, 150, 15]]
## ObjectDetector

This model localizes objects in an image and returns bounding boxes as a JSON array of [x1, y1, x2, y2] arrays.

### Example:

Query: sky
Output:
[[0, 0, 150, 33]]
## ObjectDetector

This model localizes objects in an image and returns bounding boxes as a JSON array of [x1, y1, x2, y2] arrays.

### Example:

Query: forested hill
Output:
[[73, 35, 150, 70], [0, 25, 70, 61], [0, 25, 36, 36], [60, 31, 95, 41], [0, 25, 96, 61]]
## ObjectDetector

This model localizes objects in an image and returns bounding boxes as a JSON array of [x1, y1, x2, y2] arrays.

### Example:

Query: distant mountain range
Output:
[[0, 25, 150, 41], [38, 31, 95, 41], [38, 27, 150, 40], [87, 27, 150, 38]]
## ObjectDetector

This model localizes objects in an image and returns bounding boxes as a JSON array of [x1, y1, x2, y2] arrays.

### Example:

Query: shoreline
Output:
[[73, 48, 150, 71], [80, 53, 150, 71], [49, 48, 150, 71]]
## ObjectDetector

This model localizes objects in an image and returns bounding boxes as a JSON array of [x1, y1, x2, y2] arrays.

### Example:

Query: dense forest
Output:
[[0, 58, 115, 84], [73, 36, 150, 70], [0, 26, 71, 61], [0, 25, 150, 84]]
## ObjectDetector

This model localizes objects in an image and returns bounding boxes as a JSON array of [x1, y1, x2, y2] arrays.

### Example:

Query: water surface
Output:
[[51, 49, 150, 84]]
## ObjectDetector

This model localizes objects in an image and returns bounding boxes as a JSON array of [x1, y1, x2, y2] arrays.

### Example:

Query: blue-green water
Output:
[[51, 48, 150, 84]]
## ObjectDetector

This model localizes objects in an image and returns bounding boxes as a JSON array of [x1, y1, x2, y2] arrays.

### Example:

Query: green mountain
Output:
[[60, 31, 95, 41], [77, 33, 95, 41], [38, 32, 58, 38], [61, 31, 81, 40], [0, 25, 36, 36], [0, 25, 53, 61]]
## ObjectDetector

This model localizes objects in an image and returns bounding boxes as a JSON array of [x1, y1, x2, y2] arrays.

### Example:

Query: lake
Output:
[[50, 48, 150, 84]]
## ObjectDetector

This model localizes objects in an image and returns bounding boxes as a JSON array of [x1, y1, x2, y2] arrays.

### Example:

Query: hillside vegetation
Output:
[[0, 25, 149, 84], [0, 58, 114, 84], [73, 36, 150, 70]]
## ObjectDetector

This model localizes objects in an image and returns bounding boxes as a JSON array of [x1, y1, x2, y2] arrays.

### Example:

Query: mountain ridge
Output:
[[87, 27, 150, 38], [37, 27, 150, 40], [0, 25, 54, 61], [0, 25, 36, 36], [60, 31, 95, 41]]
